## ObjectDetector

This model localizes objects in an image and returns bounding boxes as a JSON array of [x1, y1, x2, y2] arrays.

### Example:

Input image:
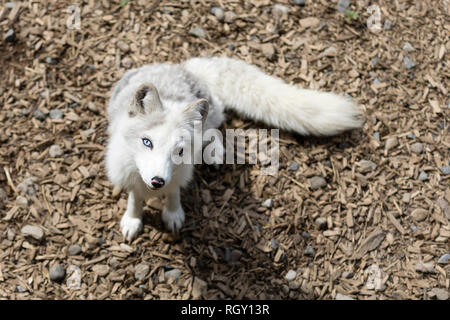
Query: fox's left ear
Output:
[[184, 99, 209, 125], [129, 83, 163, 117]]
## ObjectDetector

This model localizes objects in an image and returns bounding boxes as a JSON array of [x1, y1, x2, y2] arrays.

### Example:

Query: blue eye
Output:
[[142, 138, 153, 149]]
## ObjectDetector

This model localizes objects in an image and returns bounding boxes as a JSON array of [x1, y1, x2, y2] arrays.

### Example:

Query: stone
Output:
[[121, 57, 133, 68], [403, 42, 415, 52], [189, 26, 206, 38], [411, 208, 428, 222], [33, 109, 46, 121], [309, 176, 326, 190], [373, 78, 381, 86], [192, 277, 207, 299], [116, 41, 130, 52], [415, 262, 435, 273], [418, 171, 428, 181], [323, 46, 338, 57], [383, 19, 392, 30], [431, 288, 449, 300], [262, 199, 272, 208], [284, 270, 297, 281], [49, 145, 63, 158], [49, 109, 63, 120], [45, 57, 58, 65], [404, 56, 416, 69], [385, 137, 398, 151], [272, 4, 290, 18], [315, 217, 327, 229], [210, 7, 224, 21], [21, 225, 44, 241], [365, 264, 385, 291], [165, 269, 181, 281], [440, 166, 450, 175], [17, 177, 36, 196], [371, 57, 379, 67], [261, 43, 275, 60], [230, 249, 243, 263], [66, 265, 82, 290], [304, 245, 315, 257], [437, 254, 450, 264], [342, 271, 354, 279], [134, 264, 150, 281], [87, 102, 99, 113], [16, 285, 26, 293], [292, 0, 306, 5], [410, 142, 423, 154], [50, 264, 66, 282], [373, 132, 380, 141], [336, 293, 354, 300], [402, 193, 411, 203], [300, 17, 320, 28], [357, 160, 377, 173], [15, 195, 28, 208], [92, 264, 109, 276], [288, 161, 299, 171], [6, 228, 15, 241], [337, 0, 350, 13], [5, 29, 15, 42], [68, 244, 82, 256], [224, 11, 236, 23]]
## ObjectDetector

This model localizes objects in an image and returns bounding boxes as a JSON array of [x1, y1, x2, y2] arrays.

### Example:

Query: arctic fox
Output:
[[105, 57, 364, 241]]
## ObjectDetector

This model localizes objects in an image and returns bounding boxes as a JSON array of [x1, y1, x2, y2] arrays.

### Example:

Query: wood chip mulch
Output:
[[0, 0, 448, 300]]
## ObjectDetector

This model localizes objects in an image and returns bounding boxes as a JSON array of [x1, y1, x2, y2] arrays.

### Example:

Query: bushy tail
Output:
[[183, 57, 365, 136]]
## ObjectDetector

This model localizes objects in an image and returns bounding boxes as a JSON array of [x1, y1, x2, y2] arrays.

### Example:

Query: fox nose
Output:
[[151, 177, 165, 188]]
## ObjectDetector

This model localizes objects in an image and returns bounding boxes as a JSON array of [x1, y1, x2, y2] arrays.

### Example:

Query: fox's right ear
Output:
[[128, 83, 162, 117]]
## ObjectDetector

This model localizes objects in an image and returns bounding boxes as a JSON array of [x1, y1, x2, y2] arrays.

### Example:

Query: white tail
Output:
[[184, 57, 365, 136]]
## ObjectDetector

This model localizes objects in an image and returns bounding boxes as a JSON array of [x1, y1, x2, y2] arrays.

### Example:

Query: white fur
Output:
[[105, 57, 364, 241]]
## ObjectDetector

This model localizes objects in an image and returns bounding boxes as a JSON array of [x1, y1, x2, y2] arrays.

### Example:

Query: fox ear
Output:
[[184, 99, 209, 125], [129, 83, 162, 116]]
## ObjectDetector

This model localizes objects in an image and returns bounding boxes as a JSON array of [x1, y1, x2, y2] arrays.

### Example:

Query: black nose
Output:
[[151, 177, 165, 188]]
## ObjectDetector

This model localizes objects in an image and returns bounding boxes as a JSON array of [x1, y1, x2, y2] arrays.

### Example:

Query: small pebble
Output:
[[66, 265, 82, 290], [15, 195, 28, 208], [16, 285, 26, 293], [262, 199, 272, 208], [45, 57, 58, 65], [407, 132, 416, 139], [402, 193, 411, 203], [291, 0, 306, 5], [116, 41, 130, 52], [261, 43, 275, 60], [33, 110, 46, 121], [49, 109, 63, 120], [49, 145, 63, 158], [336, 293, 354, 300], [21, 225, 44, 241], [357, 160, 377, 173], [281, 284, 290, 294], [134, 264, 150, 281], [121, 57, 133, 68], [288, 161, 299, 171], [7, 228, 15, 241], [301, 231, 310, 239], [304, 245, 315, 257], [440, 166, 450, 175], [50, 264, 66, 282], [385, 137, 398, 151], [418, 171, 428, 181], [5, 28, 15, 43], [210, 7, 224, 21], [384, 19, 392, 30], [284, 270, 297, 281], [337, 0, 350, 13], [92, 264, 109, 276], [410, 142, 423, 154], [309, 176, 327, 190], [373, 78, 381, 86], [371, 57, 379, 67], [189, 26, 206, 38], [315, 217, 327, 229], [5, 2, 15, 9], [0, 188, 7, 201], [270, 239, 279, 250], [342, 271, 354, 279], [415, 262, 435, 273], [165, 269, 181, 281], [373, 132, 380, 141], [224, 11, 236, 23], [230, 249, 243, 263], [68, 244, 82, 256], [87, 102, 99, 113], [404, 56, 416, 69], [403, 42, 415, 52], [431, 288, 449, 301], [437, 254, 450, 264]]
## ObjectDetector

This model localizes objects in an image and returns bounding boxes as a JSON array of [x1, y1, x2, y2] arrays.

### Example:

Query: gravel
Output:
[[49, 109, 64, 120], [21, 225, 44, 241], [309, 176, 327, 190], [410, 142, 423, 154], [66, 265, 82, 290], [384, 19, 392, 30], [189, 26, 206, 38], [337, 0, 350, 13], [92, 264, 109, 276], [291, 0, 306, 5], [437, 254, 450, 264], [357, 160, 377, 173], [33, 109, 46, 121], [304, 245, 315, 257], [284, 270, 297, 281], [315, 217, 327, 229], [5, 29, 15, 43], [134, 264, 150, 281], [49, 145, 63, 158], [411, 208, 428, 222], [262, 199, 272, 208], [68, 244, 82, 256], [210, 7, 224, 21], [440, 166, 450, 175], [288, 161, 299, 171], [49, 264, 66, 282], [404, 56, 416, 69], [418, 171, 428, 181], [402, 42, 415, 52], [165, 269, 181, 281]]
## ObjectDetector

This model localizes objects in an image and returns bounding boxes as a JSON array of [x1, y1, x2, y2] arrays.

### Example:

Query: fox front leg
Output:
[[162, 188, 185, 233], [120, 190, 144, 241]]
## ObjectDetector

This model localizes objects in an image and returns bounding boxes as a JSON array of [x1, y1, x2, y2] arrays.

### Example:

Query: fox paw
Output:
[[162, 207, 185, 233], [120, 214, 143, 242]]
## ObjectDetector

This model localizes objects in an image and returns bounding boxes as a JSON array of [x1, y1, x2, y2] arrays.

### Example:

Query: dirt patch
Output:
[[0, 1, 448, 300]]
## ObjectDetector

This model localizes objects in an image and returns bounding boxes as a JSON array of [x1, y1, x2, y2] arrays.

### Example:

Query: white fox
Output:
[[105, 57, 364, 241]]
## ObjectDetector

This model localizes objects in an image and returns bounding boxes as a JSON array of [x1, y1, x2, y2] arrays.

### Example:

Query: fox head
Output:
[[123, 83, 209, 191]]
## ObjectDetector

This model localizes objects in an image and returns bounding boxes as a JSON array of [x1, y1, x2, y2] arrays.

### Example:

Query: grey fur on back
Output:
[[107, 63, 225, 131]]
